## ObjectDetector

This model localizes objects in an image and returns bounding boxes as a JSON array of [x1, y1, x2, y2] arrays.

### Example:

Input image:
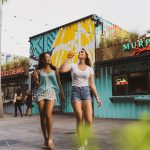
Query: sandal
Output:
[[42, 142, 46, 149], [47, 140, 55, 150]]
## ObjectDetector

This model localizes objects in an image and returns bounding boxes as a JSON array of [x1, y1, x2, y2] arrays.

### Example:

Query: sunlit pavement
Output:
[[0, 114, 136, 150]]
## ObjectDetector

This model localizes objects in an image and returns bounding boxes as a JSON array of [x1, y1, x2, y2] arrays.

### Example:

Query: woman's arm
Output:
[[60, 50, 75, 73], [55, 68, 65, 102], [13, 93, 17, 104], [89, 74, 102, 107], [59, 58, 72, 73], [24, 95, 27, 101], [32, 69, 40, 86]]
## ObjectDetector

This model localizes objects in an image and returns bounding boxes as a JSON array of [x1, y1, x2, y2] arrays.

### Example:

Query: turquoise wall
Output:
[[32, 101, 39, 115], [94, 59, 150, 119], [61, 80, 73, 113]]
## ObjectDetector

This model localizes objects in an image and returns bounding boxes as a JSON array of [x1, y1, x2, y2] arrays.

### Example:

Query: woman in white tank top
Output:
[[60, 48, 102, 149]]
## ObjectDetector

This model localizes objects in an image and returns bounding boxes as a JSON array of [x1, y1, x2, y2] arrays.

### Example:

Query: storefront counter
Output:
[[110, 96, 135, 102], [110, 95, 150, 104], [134, 95, 150, 104]]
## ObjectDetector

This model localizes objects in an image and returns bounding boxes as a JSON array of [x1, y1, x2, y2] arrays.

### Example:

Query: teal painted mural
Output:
[[30, 30, 58, 59]]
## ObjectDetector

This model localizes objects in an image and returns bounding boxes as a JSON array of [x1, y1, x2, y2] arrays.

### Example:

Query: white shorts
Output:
[[37, 88, 56, 101]]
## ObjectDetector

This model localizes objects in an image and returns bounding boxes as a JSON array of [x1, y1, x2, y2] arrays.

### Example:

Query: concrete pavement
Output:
[[0, 114, 135, 150]]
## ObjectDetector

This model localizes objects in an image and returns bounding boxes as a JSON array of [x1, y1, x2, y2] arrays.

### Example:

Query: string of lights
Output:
[[0, 11, 51, 27], [2, 29, 26, 48], [1, 28, 30, 56], [1, 11, 51, 54]]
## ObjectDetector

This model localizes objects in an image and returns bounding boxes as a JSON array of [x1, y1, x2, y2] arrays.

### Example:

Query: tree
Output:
[[0, 0, 8, 118], [1, 0, 7, 4]]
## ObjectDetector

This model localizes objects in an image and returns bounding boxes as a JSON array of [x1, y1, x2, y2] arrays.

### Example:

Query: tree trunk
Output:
[[0, 1, 4, 118]]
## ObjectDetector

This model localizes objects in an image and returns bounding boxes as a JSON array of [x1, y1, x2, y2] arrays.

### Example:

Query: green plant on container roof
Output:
[[128, 32, 139, 42], [100, 31, 139, 49], [115, 113, 150, 150], [20, 58, 28, 67], [5, 61, 14, 70]]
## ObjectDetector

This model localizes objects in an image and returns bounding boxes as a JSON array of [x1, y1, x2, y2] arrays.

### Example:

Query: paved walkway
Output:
[[0, 114, 136, 150]]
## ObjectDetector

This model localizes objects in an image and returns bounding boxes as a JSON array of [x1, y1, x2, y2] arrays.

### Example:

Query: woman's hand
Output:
[[96, 97, 102, 107], [60, 92, 65, 102], [32, 70, 39, 80], [67, 50, 75, 59], [32, 70, 40, 83], [32, 70, 40, 86]]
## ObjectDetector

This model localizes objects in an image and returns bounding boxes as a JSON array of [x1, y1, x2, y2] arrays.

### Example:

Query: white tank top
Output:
[[70, 64, 94, 87]]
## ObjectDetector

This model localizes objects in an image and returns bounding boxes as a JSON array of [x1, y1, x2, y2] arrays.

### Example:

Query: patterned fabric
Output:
[[37, 88, 56, 101]]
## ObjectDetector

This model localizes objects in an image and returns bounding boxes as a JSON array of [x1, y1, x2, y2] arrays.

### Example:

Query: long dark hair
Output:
[[16, 88, 21, 96], [26, 90, 32, 97], [37, 52, 56, 70], [82, 48, 92, 67]]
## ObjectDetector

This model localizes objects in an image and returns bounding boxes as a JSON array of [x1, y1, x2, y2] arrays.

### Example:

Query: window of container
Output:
[[112, 71, 150, 96]]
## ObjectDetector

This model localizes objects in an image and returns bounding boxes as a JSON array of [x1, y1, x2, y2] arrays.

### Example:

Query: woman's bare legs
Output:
[[72, 101, 84, 146], [72, 101, 83, 132], [38, 100, 47, 146], [28, 107, 32, 116], [82, 100, 93, 146], [82, 100, 93, 126], [45, 100, 55, 148]]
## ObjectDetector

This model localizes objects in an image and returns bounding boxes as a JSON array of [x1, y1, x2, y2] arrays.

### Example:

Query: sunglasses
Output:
[[79, 50, 85, 54]]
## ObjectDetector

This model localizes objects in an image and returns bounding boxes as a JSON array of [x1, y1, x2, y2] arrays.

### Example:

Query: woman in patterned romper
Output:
[[32, 52, 65, 150]]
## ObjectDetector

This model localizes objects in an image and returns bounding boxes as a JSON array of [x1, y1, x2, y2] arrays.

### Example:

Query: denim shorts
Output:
[[71, 86, 92, 102]]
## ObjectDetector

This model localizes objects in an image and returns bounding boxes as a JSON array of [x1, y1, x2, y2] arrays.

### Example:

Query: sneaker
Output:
[[84, 139, 88, 146], [78, 146, 85, 150], [42, 142, 46, 149]]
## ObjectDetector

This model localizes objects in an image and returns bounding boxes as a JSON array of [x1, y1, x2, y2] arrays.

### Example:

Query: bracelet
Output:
[[36, 76, 39, 79], [96, 96, 100, 100]]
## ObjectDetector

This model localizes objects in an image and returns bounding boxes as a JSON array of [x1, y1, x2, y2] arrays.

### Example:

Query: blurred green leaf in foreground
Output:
[[75, 124, 100, 150], [115, 113, 150, 150]]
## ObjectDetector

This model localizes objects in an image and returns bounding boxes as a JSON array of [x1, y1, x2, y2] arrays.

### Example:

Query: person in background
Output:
[[25, 90, 33, 116], [13, 88, 23, 117], [32, 52, 65, 150], [60, 48, 102, 150], [1, 91, 4, 103]]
